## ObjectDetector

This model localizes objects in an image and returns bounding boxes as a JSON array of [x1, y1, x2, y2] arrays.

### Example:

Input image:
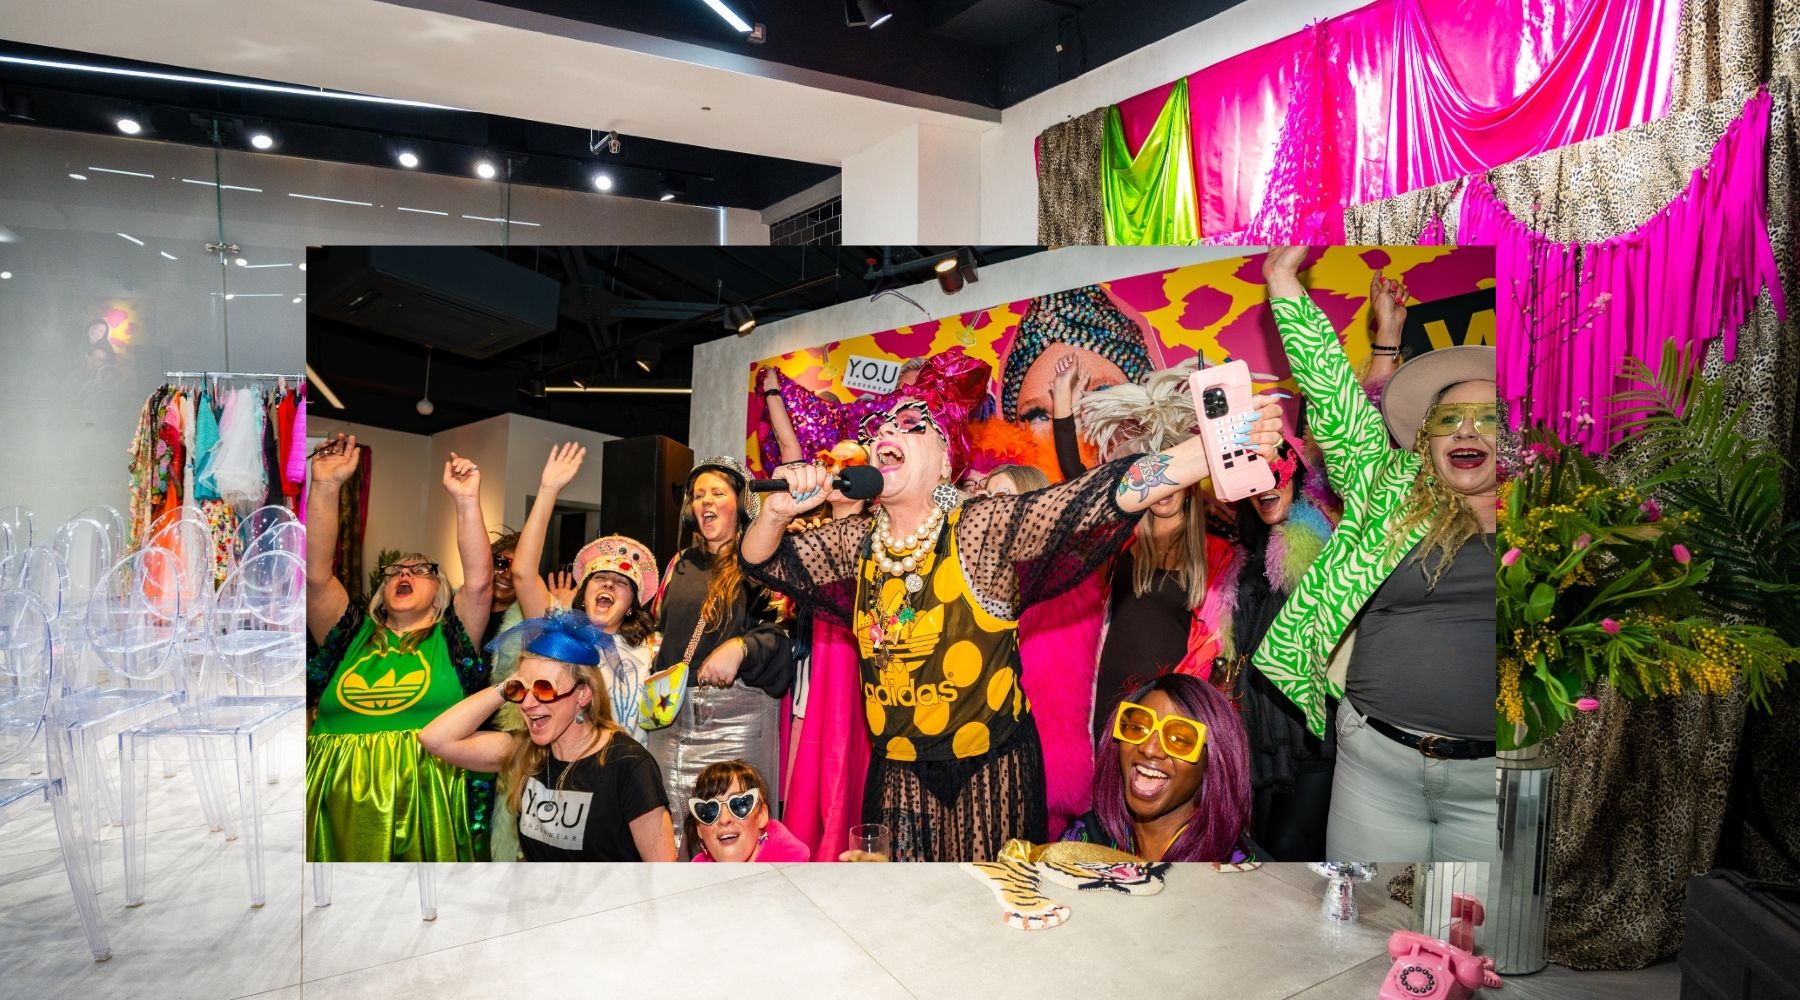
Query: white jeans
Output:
[[1325, 701, 1497, 862]]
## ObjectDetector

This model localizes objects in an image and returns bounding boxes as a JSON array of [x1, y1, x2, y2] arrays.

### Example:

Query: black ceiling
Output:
[[305, 245, 1044, 442], [0, 41, 837, 210], [483, 0, 1253, 107]]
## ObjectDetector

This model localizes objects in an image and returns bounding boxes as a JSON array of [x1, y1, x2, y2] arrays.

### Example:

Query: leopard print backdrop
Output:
[[1036, 108, 1107, 248]]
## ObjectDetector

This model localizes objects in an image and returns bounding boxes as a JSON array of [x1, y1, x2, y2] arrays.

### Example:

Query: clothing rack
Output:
[[164, 371, 299, 380]]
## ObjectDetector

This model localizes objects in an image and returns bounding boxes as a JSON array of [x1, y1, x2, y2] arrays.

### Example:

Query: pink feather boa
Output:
[[1018, 571, 1107, 840]]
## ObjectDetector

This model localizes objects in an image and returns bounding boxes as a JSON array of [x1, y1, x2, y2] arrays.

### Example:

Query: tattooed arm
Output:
[[1112, 398, 1284, 513]]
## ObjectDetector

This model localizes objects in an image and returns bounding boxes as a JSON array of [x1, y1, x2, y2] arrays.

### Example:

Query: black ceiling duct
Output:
[[309, 247, 560, 359]]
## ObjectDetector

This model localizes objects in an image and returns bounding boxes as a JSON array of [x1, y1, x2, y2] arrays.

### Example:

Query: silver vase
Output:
[[1492, 742, 1555, 975]]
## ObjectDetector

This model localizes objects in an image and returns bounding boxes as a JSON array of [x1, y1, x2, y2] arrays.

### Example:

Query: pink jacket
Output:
[[692, 818, 812, 863]]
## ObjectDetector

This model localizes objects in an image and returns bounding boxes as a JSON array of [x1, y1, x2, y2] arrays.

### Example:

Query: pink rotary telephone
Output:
[[1380, 931, 1502, 999]]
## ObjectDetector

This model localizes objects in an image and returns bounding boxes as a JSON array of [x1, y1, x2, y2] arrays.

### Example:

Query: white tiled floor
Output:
[[0, 731, 1682, 999]]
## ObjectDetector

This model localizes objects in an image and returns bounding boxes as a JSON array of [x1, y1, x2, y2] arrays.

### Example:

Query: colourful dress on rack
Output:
[[305, 606, 490, 861]]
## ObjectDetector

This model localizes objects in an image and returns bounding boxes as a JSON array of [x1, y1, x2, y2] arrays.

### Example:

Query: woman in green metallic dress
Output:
[[304, 433, 497, 861]]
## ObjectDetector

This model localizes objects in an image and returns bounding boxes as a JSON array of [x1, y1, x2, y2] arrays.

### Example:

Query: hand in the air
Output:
[[1262, 246, 1311, 280], [1370, 273, 1408, 331], [443, 452, 481, 499], [547, 569, 578, 609], [539, 442, 586, 492], [310, 433, 360, 487]]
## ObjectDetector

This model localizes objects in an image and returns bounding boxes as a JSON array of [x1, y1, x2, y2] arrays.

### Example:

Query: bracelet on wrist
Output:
[[1370, 346, 1402, 356], [761, 388, 783, 399]]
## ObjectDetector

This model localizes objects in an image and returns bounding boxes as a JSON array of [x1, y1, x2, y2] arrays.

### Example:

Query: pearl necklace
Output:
[[872, 505, 944, 579]]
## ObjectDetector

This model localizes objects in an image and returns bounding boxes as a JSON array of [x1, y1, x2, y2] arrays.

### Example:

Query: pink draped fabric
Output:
[[1112, 0, 1680, 238], [780, 620, 870, 862], [1473, 87, 1784, 455], [1018, 573, 1107, 840]]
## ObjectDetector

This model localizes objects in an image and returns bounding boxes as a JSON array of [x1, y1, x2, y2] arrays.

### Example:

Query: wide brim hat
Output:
[[574, 535, 656, 608], [1378, 346, 1496, 446]]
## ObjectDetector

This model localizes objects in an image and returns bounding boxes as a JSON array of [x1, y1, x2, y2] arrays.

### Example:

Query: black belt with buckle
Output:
[[1365, 716, 1496, 760]]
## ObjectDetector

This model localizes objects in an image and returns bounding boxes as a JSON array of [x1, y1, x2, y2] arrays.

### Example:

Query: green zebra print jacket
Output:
[[1252, 294, 1430, 738]]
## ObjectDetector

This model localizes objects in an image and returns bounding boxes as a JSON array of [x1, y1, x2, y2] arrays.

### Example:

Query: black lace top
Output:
[[744, 455, 1146, 628]]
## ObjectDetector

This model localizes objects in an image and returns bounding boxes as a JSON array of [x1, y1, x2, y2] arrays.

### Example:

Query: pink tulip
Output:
[[1641, 498, 1662, 522], [1601, 618, 1620, 635], [1672, 543, 1691, 565], [1574, 533, 1592, 550], [1501, 548, 1521, 567], [1576, 697, 1600, 712]]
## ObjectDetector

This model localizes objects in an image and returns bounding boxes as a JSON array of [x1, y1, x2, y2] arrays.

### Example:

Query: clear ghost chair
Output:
[[68, 505, 126, 558], [85, 547, 232, 864], [119, 549, 306, 909], [242, 521, 306, 561], [0, 504, 33, 551], [0, 589, 111, 961], [45, 534, 181, 887], [234, 505, 297, 558], [0, 518, 14, 562]]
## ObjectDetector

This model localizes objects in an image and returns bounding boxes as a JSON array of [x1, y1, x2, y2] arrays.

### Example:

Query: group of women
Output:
[[303, 251, 1497, 865]]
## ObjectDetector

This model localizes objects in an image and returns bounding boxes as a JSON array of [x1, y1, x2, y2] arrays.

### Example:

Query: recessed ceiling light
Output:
[[249, 132, 274, 150], [0, 271, 12, 280], [593, 172, 612, 191], [68, 172, 87, 180], [299, 262, 306, 272], [224, 293, 235, 300], [292, 296, 302, 304], [115, 116, 141, 135], [117, 232, 143, 245], [234, 257, 248, 267], [397, 150, 419, 168], [475, 160, 497, 180]]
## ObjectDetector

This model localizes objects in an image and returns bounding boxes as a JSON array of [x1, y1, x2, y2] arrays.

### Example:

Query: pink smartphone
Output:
[[1189, 360, 1276, 504]]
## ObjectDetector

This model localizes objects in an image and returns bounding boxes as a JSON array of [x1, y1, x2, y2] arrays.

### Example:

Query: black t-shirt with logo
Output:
[[517, 734, 669, 862]]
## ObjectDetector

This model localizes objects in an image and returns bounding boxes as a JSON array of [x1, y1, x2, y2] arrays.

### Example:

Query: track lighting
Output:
[[724, 303, 756, 335], [845, 0, 893, 27]]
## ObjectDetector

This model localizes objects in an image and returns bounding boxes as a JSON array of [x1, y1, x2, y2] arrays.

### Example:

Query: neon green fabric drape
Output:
[[1101, 78, 1201, 245]]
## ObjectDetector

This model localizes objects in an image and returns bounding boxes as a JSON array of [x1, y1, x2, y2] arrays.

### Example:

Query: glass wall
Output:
[[0, 122, 735, 526]]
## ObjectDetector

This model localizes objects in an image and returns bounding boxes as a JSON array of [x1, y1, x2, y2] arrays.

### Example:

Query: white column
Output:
[[841, 123, 982, 244]]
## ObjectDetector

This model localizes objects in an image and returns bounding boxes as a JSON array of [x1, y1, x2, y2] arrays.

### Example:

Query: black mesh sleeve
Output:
[[953, 454, 1144, 619], [1052, 415, 1088, 479], [740, 512, 873, 627], [735, 582, 795, 697]]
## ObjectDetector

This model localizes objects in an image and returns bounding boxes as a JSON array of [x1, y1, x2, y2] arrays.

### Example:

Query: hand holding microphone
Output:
[[752, 464, 883, 520]]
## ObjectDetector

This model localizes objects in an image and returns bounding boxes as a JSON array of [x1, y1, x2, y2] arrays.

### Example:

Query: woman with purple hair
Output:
[[1061, 672, 1257, 863]]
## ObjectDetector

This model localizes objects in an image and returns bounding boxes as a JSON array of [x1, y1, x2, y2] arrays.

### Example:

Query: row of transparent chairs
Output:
[[0, 588, 111, 961], [4, 501, 304, 918]]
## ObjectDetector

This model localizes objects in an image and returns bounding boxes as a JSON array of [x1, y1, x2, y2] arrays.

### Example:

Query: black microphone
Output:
[[748, 464, 884, 501]]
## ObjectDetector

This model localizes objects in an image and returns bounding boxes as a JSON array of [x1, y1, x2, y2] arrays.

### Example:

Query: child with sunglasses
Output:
[[685, 760, 811, 863], [1256, 248, 1498, 863], [420, 611, 677, 862], [305, 435, 498, 861], [1062, 672, 1257, 863]]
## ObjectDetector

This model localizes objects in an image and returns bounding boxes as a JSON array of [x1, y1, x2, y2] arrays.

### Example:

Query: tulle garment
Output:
[[209, 387, 270, 510]]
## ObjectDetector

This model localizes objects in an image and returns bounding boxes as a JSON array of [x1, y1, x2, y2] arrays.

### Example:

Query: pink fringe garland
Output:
[[1465, 86, 1784, 455]]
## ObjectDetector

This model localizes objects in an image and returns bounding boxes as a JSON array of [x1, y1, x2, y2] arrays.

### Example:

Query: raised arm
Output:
[[1363, 272, 1407, 389], [512, 443, 587, 619], [443, 452, 494, 641], [1050, 355, 1089, 478], [417, 685, 513, 772], [1263, 247, 1395, 496], [761, 368, 805, 465], [740, 464, 871, 626], [305, 434, 356, 643]]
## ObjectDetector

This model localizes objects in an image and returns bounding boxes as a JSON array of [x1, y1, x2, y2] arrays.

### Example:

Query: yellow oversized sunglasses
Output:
[[1424, 402, 1499, 438], [1113, 701, 1208, 763]]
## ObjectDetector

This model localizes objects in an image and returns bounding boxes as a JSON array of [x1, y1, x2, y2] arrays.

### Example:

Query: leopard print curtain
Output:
[[1035, 108, 1107, 249]]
